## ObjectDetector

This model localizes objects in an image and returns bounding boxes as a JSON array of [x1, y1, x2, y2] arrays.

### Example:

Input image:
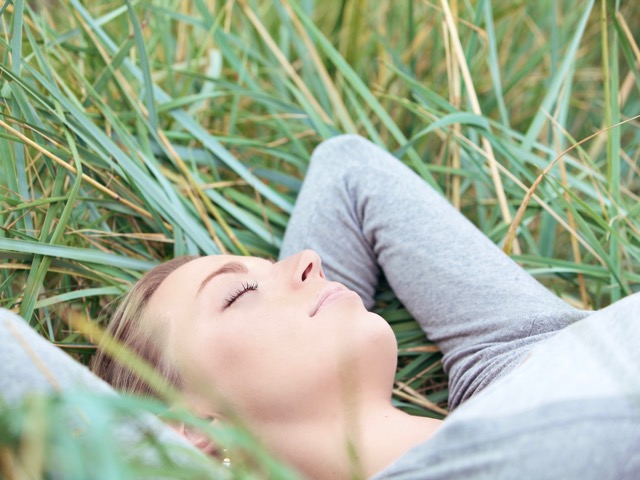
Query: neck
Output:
[[253, 400, 443, 479]]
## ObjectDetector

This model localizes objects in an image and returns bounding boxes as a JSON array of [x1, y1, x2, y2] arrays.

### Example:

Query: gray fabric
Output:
[[374, 398, 640, 480], [0, 309, 114, 403], [0, 309, 213, 474], [371, 292, 640, 479], [280, 134, 640, 479], [280, 134, 588, 408]]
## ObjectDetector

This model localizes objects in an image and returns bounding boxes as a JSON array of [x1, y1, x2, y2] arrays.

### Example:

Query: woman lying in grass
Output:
[[92, 135, 640, 479]]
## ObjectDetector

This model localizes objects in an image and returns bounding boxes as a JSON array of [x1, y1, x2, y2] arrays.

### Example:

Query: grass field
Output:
[[1, 0, 639, 477]]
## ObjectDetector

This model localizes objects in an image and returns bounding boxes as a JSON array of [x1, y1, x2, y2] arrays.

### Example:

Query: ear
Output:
[[183, 421, 220, 456], [170, 418, 221, 456], [169, 392, 227, 456]]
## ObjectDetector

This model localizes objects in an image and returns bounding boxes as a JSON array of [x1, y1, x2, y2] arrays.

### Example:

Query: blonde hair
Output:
[[91, 255, 198, 397]]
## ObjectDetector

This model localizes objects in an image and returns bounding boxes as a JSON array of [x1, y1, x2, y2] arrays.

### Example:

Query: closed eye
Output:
[[223, 281, 258, 309]]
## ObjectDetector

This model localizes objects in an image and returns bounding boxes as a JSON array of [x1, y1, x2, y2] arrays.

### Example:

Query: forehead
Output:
[[166, 254, 241, 285], [149, 255, 273, 313], [149, 255, 257, 318]]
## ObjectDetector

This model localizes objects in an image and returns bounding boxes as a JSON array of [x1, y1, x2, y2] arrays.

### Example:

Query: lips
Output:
[[310, 283, 355, 317]]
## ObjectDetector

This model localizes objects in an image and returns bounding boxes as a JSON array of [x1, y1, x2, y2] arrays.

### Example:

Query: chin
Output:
[[353, 312, 399, 384], [367, 311, 397, 342]]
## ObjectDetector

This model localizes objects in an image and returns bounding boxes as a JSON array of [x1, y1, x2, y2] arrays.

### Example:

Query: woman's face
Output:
[[148, 250, 397, 422]]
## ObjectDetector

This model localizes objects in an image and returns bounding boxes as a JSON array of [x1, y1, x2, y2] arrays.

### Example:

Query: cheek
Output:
[[178, 317, 288, 398], [174, 307, 398, 418], [200, 318, 338, 404], [169, 318, 240, 397]]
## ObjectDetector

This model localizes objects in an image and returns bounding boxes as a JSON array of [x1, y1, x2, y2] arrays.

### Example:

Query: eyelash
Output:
[[223, 281, 258, 309]]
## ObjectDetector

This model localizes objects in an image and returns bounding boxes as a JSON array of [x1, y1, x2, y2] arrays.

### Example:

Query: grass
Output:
[[0, 0, 639, 476]]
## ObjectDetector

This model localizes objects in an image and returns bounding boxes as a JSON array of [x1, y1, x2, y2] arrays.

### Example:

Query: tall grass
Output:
[[0, 0, 639, 475]]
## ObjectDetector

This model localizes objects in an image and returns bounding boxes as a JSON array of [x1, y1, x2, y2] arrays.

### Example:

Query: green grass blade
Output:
[[522, 0, 595, 151]]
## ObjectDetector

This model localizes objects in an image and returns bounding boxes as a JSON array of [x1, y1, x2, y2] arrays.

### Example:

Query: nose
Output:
[[287, 249, 325, 285]]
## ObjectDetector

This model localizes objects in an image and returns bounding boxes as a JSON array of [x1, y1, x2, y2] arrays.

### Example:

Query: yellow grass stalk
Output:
[[0, 119, 152, 220], [502, 115, 640, 258], [237, 0, 333, 126], [439, 0, 515, 248], [281, 0, 357, 133]]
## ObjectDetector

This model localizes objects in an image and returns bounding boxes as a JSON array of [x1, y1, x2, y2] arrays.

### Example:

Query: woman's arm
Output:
[[280, 134, 588, 408]]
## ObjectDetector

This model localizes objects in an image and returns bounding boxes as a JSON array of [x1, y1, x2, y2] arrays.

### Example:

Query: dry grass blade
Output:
[[0, 118, 152, 220], [281, 0, 356, 133], [392, 386, 449, 416], [237, 0, 333, 126], [439, 0, 514, 239], [503, 114, 640, 256]]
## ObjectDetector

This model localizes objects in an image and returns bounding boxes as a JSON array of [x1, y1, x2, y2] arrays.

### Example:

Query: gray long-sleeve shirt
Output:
[[373, 292, 640, 479]]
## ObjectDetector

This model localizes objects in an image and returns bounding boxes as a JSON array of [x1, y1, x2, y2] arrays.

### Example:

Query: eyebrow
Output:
[[197, 261, 248, 296]]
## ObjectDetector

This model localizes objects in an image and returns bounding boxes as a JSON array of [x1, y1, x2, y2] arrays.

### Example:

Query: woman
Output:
[[93, 135, 640, 479]]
